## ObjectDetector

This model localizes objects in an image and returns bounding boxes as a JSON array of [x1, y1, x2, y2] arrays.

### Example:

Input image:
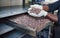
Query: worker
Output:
[[28, 0, 60, 38], [43, 1, 60, 38]]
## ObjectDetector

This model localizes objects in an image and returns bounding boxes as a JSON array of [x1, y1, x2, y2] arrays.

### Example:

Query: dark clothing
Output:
[[48, 0, 60, 12], [54, 7, 60, 38], [48, 0, 60, 38], [58, 7, 60, 25], [48, 0, 60, 26]]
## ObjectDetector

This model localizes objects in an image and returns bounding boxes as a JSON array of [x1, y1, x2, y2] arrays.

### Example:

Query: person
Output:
[[28, 0, 60, 38], [43, 1, 60, 38]]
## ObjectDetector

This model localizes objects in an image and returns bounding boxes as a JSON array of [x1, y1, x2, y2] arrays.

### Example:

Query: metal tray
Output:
[[5, 14, 53, 36]]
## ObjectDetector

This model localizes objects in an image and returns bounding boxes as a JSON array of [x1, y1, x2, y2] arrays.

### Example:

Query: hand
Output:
[[37, 10, 48, 17]]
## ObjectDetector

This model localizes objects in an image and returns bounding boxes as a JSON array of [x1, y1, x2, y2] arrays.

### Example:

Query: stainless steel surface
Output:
[[0, 6, 29, 18], [0, 23, 14, 35], [0, 29, 26, 38]]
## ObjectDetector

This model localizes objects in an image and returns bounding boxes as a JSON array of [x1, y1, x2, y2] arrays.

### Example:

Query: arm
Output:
[[43, 1, 60, 22], [46, 13, 58, 22], [46, 7, 60, 26]]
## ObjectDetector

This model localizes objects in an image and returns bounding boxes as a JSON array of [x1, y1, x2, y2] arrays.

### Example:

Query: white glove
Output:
[[28, 8, 48, 17], [37, 10, 48, 17]]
